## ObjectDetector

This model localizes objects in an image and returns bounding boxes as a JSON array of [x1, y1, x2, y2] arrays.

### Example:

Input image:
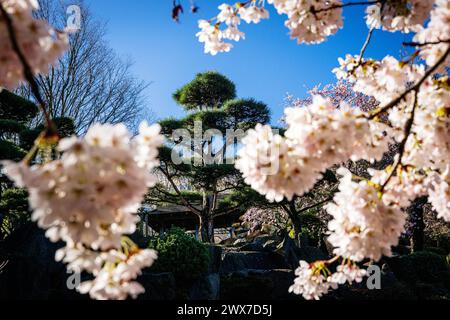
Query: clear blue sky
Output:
[[84, 0, 412, 125]]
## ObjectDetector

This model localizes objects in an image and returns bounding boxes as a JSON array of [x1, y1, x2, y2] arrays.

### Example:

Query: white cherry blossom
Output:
[[0, 0, 68, 89]]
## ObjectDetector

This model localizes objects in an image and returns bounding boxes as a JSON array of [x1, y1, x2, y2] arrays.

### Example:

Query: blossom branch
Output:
[[357, 27, 375, 64], [0, 4, 57, 137], [368, 45, 450, 120], [403, 39, 450, 47], [380, 90, 418, 192], [158, 166, 202, 215], [312, 0, 381, 14]]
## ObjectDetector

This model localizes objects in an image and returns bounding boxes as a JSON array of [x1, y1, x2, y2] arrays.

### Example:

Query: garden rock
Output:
[[220, 251, 289, 274]]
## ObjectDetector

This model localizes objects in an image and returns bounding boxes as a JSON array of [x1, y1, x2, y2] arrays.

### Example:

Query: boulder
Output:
[[386, 251, 450, 287], [220, 269, 296, 300], [0, 223, 85, 300], [282, 236, 328, 268], [205, 245, 222, 273], [137, 272, 176, 300], [327, 267, 417, 300], [189, 273, 220, 300], [220, 251, 289, 274], [238, 235, 281, 252]]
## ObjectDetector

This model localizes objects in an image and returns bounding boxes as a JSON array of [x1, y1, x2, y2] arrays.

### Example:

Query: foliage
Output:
[[0, 188, 30, 239], [0, 89, 38, 122], [173, 71, 236, 110], [148, 227, 210, 281], [149, 71, 271, 242], [0, 140, 26, 161]]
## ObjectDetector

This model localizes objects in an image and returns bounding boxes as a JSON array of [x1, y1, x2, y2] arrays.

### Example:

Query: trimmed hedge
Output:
[[148, 227, 210, 282]]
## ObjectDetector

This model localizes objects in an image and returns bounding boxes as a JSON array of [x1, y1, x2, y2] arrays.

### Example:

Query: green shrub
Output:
[[148, 227, 210, 282]]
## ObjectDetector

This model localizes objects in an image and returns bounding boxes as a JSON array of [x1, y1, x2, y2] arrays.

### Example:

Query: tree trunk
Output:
[[199, 192, 215, 243], [408, 196, 428, 252], [199, 214, 214, 243], [284, 201, 304, 248]]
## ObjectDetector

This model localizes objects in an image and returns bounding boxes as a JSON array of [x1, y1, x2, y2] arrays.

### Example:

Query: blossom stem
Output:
[[0, 4, 57, 138], [326, 256, 341, 265], [380, 90, 418, 192], [403, 39, 450, 47], [357, 27, 375, 64], [312, 1, 381, 14]]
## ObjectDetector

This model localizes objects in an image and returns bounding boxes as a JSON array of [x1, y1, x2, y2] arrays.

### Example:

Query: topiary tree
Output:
[[145, 71, 270, 243], [173, 71, 236, 110], [0, 188, 30, 239], [0, 89, 38, 161]]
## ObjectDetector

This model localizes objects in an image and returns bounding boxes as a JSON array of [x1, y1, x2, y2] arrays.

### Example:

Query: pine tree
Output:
[[146, 71, 270, 242]]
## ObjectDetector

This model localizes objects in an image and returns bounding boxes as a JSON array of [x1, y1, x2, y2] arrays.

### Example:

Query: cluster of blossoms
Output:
[[196, 1, 268, 55], [2, 122, 164, 299], [268, 0, 343, 44], [327, 168, 406, 262], [413, 0, 450, 73], [365, 0, 434, 33], [241, 207, 289, 234], [229, 0, 450, 300], [236, 95, 391, 202], [288, 260, 366, 300], [198, 0, 346, 54], [333, 54, 425, 105], [0, 0, 68, 89]]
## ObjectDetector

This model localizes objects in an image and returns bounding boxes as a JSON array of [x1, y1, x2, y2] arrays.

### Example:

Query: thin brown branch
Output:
[[158, 166, 202, 215], [357, 27, 375, 64], [403, 39, 450, 47], [297, 196, 334, 214], [380, 90, 418, 192], [312, 1, 381, 14]]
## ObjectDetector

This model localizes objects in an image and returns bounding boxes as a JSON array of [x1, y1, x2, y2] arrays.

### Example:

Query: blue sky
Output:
[[84, 0, 412, 125]]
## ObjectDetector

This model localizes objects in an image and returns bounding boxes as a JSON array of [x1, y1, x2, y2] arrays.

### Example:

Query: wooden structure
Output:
[[141, 204, 242, 239]]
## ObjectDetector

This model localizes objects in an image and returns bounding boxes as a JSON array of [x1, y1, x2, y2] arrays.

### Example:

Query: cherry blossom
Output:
[[238, 4, 269, 24], [235, 124, 321, 202], [326, 168, 407, 262], [330, 264, 366, 285], [365, 1, 433, 33], [268, 0, 343, 44], [2, 122, 163, 299], [412, 0, 450, 72], [0, 0, 68, 89], [77, 247, 157, 300], [288, 260, 336, 300], [427, 171, 450, 222], [236, 95, 391, 203]]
